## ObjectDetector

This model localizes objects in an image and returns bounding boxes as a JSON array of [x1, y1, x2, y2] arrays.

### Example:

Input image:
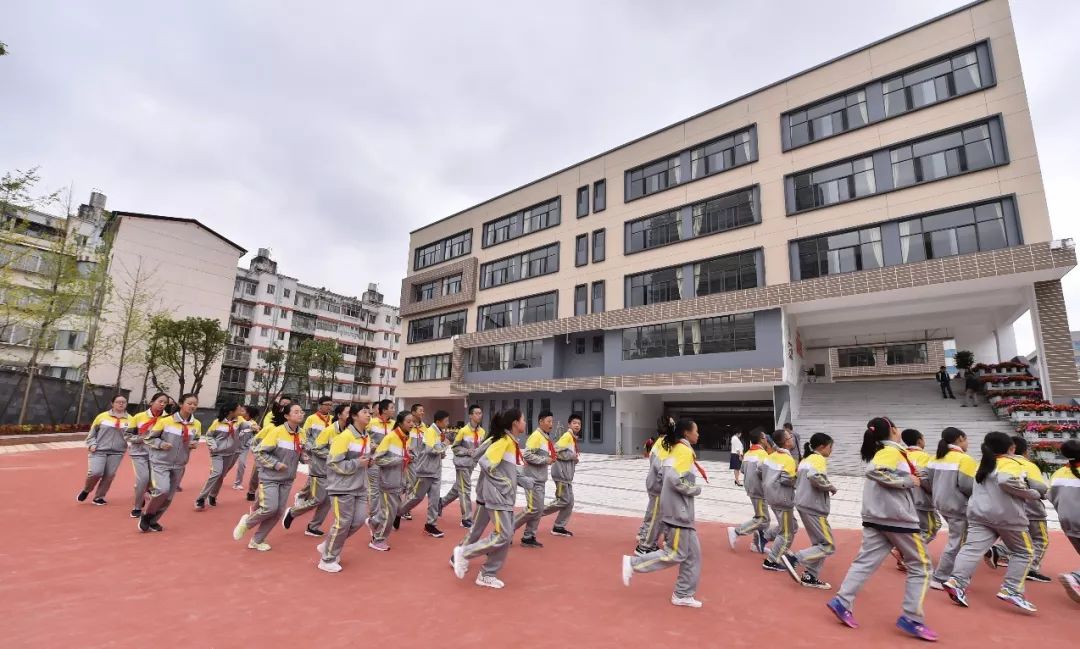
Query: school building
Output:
[[395, 0, 1078, 473]]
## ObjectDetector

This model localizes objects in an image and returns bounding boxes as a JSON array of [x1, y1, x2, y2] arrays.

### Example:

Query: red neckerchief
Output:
[[472, 426, 481, 447], [513, 436, 523, 465], [683, 439, 708, 482], [896, 446, 916, 474], [138, 408, 163, 435], [748, 444, 763, 452], [225, 419, 236, 437], [176, 416, 192, 444], [316, 413, 332, 428], [394, 428, 412, 467], [540, 430, 556, 458], [286, 424, 302, 455], [110, 413, 125, 429]]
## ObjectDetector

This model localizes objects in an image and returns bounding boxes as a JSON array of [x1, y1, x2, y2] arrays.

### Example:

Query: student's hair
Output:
[[538, 409, 553, 421], [313, 395, 330, 405], [935, 427, 967, 459], [900, 428, 923, 448], [243, 405, 259, 420], [410, 403, 423, 413], [783, 422, 793, 431], [860, 417, 894, 462], [377, 399, 394, 414], [1061, 440, 1080, 479], [567, 414, 582, 424], [433, 409, 449, 423], [468, 404, 482, 415], [393, 411, 411, 430], [804, 432, 833, 458], [217, 401, 239, 421], [333, 403, 351, 418], [149, 391, 168, 404], [1011, 435, 1027, 456], [274, 403, 302, 426], [746, 429, 764, 445], [661, 418, 695, 451], [351, 402, 371, 413], [110, 393, 126, 404], [770, 429, 788, 447], [656, 416, 674, 436], [488, 408, 523, 443], [178, 393, 198, 406], [976, 431, 1013, 484]]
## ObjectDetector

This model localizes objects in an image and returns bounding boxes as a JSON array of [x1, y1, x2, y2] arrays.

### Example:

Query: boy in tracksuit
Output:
[[140, 398, 202, 533], [543, 413, 580, 538], [902, 430, 940, 545], [440, 405, 485, 528], [987, 436, 1052, 582], [456, 435, 496, 553], [762, 429, 799, 572], [79, 401, 133, 506], [232, 406, 304, 551], [1048, 440, 1080, 603], [318, 406, 372, 573], [126, 396, 166, 517], [368, 417, 410, 551], [786, 434, 837, 589], [231, 406, 259, 490], [282, 413, 336, 537], [636, 426, 671, 555], [365, 401, 396, 517], [515, 410, 556, 548], [728, 429, 771, 553], [195, 409, 245, 510], [399, 410, 449, 538]]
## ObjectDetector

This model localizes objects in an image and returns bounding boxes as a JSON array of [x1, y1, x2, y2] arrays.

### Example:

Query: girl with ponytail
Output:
[[727, 428, 772, 553], [827, 417, 937, 641], [941, 431, 1041, 612], [1049, 439, 1080, 603], [927, 427, 977, 590], [787, 433, 836, 589], [636, 416, 676, 555]]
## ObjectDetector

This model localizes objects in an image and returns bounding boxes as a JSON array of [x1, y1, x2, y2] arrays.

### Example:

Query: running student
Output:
[[366, 400, 396, 521], [403, 403, 429, 519], [317, 404, 373, 573], [728, 429, 771, 553], [896, 429, 939, 571], [942, 432, 1040, 613], [232, 402, 305, 551], [263, 395, 290, 430], [140, 394, 202, 533], [451, 429, 497, 568], [195, 402, 245, 510], [368, 411, 412, 551], [636, 417, 673, 555], [514, 409, 556, 548], [78, 394, 133, 506], [1049, 440, 1080, 604], [762, 428, 799, 573], [543, 412, 580, 538], [985, 436, 1052, 583], [784, 433, 837, 589], [245, 408, 276, 502], [399, 409, 449, 538], [453, 409, 524, 589], [232, 405, 260, 492], [622, 418, 705, 608], [284, 396, 335, 537], [126, 392, 168, 518], [440, 404, 485, 528], [826, 417, 937, 642], [927, 427, 977, 590]]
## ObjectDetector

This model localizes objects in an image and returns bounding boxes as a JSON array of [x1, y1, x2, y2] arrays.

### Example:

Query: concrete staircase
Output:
[[794, 379, 1004, 475]]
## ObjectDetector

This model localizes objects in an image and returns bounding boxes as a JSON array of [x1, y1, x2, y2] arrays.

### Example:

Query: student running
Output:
[[762, 428, 799, 573], [367, 411, 412, 551], [399, 409, 449, 538], [282, 396, 335, 537], [1049, 439, 1080, 604], [231, 405, 261, 492], [783, 432, 837, 589], [439, 404, 485, 529], [728, 428, 771, 553], [896, 428, 939, 571], [636, 417, 674, 555], [194, 401, 246, 510], [927, 427, 977, 590], [984, 435, 1052, 583], [317, 403, 373, 573], [514, 409, 556, 548], [542, 412, 580, 538], [140, 394, 202, 533], [126, 392, 168, 518], [78, 394, 133, 507]]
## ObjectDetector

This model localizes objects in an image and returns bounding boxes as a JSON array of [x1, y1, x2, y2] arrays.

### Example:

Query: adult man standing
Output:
[[935, 366, 956, 399]]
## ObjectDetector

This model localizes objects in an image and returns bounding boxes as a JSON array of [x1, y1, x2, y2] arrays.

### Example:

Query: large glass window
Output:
[[793, 156, 876, 211], [443, 274, 462, 295], [625, 127, 755, 200], [627, 266, 682, 307], [886, 343, 928, 365], [591, 281, 605, 314], [592, 229, 605, 263], [628, 211, 681, 253], [414, 230, 472, 270], [575, 234, 588, 267], [797, 226, 883, 279], [477, 292, 557, 331], [898, 199, 1009, 263], [788, 91, 868, 148], [467, 340, 543, 372], [837, 347, 875, 367], [589, 400, 603, 443], [593, 180, 606, 212], [622, 313, 755, 360], [576, 186, 589, 218], [692, 188, 755, 237], [404, 354, 451, 382], [890, 123, 996, 188], [481, 198, 561, 248], [406, 310, 466, 343], [694, 251, 758, 297], [690, 128, 753, 179], [884, 50, 984, 117], [574, 285, 587, 316], [626, 155, 681, 200], [480, 243, 559, 289]]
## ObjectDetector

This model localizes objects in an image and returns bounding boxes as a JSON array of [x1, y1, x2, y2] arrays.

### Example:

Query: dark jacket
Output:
[[964, 373, 981, 391], [935, 370, 950, 384]]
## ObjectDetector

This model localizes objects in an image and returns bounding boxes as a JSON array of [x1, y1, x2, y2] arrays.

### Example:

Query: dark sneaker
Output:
[[176, 486, 183, 492], [801, 573, 832, 590], [942, 578, 968, 607], [424, 524, 445, 538], [305, 526, 325, 537], [194, 499, 205, 511], [521, 536, 544, 548], [130, 509, 142, 519], [402, 512, 413, 521], [149, 522, 164, 532], [826, 597, 858, 629], [780, 554, 801, 583], [551, 527, 574, 537], [393, 516, 401, 530], [246, 492, 255, 502], [983, 545, 1000, 569], [634, 544, 652, 556], [208, 496, 217, 507], [1026, 570, 1052, 583], [751, 530, 766, 554], [138, 515, 151, 533], [282, 510, 295, 530], [92, 497, 107, 506], [762, 559, 785, 572], [896, 616, 938, 641], [460, 519, 472, 529], [77, 491, 90, 503]]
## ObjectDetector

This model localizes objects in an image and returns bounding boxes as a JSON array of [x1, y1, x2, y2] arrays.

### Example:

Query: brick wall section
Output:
[[453, 367, 783, 394], [830, 339, 947, 379], [399, 257, 478, 317], [1034, 279, 1080, 402]]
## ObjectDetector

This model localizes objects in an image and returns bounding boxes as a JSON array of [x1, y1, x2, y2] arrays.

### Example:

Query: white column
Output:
[[995, 320, 1018, 362], [1026, 286, 1053, 401]]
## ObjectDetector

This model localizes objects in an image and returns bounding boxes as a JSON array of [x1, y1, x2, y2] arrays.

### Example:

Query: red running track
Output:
[[1, 447, 1076, 648]]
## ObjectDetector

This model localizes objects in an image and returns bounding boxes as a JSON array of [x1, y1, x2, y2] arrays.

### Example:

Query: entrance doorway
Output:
[[663, 401, 775, 457]]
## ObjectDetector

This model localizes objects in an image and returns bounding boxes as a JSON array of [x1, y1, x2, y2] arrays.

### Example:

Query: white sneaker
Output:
[[930, 580, 945, 591], [247, 540, 271, 552], [452, 545, 468, 579], [727, 527, 738, 551], [475, 573, 504, 589], [622, 555, 633, 587], [316, 541, 327, 555], [671, 594, 703, 608], [231, 484, 244, 490], [318, 560, 342, 573], [232, 515, 249, 541]]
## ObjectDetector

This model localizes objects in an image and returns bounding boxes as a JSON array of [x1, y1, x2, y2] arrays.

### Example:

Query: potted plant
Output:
[[955, 350, 975, 375]]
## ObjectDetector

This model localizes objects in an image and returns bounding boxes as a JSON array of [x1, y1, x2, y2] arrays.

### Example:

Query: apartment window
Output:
[[593, 180, 606, 212], [280, 309, 288, 319], [626, 155, 681, 200], [383, 333, 389, 341], [693, 188, 756, 237], [407, 310, 466, 343], [628, 211, 681, 253], [887, 343, 928, 365], [577, 186, 589, 218], [575, 338, 586, 355], [798, 227, 883, 279], [884, 50, 985, 117], [592, 335, 604, 353], [592, 229, 605, 263], [443, 274, 462, 296], [898, 200, 1009, 263], [414, 229, 473, 270], [393, 351, 398, 360], [482, 197, 561, 248], [622, 312, 755, 360], [574, 285, 588, 316], [890, 123, 995, 188], [479, 243, 559, 289], [413, 278, 439, 302], [571, 400, 585, 422], [343, 303, 361, 318], [266, 284, 276, 295], [381, 351, 387, 359], [385, 315, 391, 324], [277, 331, 285, 341], [316, 320, 338, 332], [690, 129, 753, 179], [838, 347, 876, 367], [788, 91, 868, 148], [477, 291, 557, 331], [221, 367, 247, 384], [283, 288, 291, 298], [260, 327, 269, 337], [239, 280, 257, 295], [792, 156, 876, 211], [232, 302, 254, 318], [589, 400, 603, 443], [467, 340, 543, 372], [395, 334, 400, 343], [233, 325, 251, 339], [575, 234, 588, 267], [591, 281, 605, 314], [404, 354, 451, 382], [694, 251, 758, 297], [53, 330, 86, 351], [627, 267, 681, 307], [263, 305, 272, 315]]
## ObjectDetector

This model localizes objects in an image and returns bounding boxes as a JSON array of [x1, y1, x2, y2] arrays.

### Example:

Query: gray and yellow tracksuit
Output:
[[143, 414, 202, 523], [1017, 457, 1050, 573], [460, 436, 497, 547], [400, 424, 446, 525], [196, 417, 244, 501], [288, 419, 337, 530], [369, 429, 408, 543], [635, 440, 670, 548], [83, 411, 132, 500], [246, 423, 303, 543], [514, 428, 552, 538], [461, 434, 521, 577], [403, 422, 429, 495], [907, 446, 941, 544], [763, 449, 799, 563], [440, 424, 486, 522], [733, 445, 771, 539], [246, 425, 273, 495], [126, 409, 161, 508], [1048, 464, 1080, 566], [365, 417, 394, 512], [232, 418, 257, 487], [543, 429, 579, 529], [927, 446, 978, 583], [836, 441, 931, 623], [794, 453, 836, 578], [322, 424, 370, 564], [630, 439, 703, 598], [948, 455, 1040, 593]]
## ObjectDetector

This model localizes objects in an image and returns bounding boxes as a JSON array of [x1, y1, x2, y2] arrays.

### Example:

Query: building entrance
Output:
[[663, 401, 775, 456]]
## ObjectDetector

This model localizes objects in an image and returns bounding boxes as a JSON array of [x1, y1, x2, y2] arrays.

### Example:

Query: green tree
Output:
[[147, 315, 229, 400], [294, 338, 343, 403], [252, 344, 288, 409], [100, 256, 161, 392]]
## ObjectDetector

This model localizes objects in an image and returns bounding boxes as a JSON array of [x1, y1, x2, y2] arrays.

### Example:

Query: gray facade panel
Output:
[[468, 389, 617, 454], [557, 332, 606, 378]]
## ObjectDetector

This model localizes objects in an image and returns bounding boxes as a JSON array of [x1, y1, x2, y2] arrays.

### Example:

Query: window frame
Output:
[[837, 347, 876, 368], [591, 280, 605, 314], [466, 340, 543, 372], [624, 124, 757, 202], [625, 186, 760, 255], [480, 197, 562, 249], [479, 242, 560, 290], [576, 186, 589, 218], [476, 291, 558, 332], [575, 234, 588, 267], [406, 309, 467, 344], [592, 229, 606, 263], [589, 400, 603, 444], [413, 229, 474, 271], [574, 284, 588, 316], [593, 179, 606, 212], [403, 354, 452, 382]]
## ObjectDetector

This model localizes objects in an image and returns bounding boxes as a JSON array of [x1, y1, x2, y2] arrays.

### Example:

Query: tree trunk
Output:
[[17, 338, 44, 425]]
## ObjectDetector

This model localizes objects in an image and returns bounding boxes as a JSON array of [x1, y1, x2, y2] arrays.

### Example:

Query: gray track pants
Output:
[[131, 455, 151, 509], [289, 474, 331, 530], [322, 493, 369, 563], [462, 508, 513, 578], [84, 452, 123, 499], [542, 481, 574, 529], [461, 504, 492, 546], [630, 525, 701, 598], [950, 522, 1033, 593], [765, 507, 799, 563], [246, 480, 293, 543], [734, 496, 771, 536], [144, 465, 183, 522], [917, 509, 942, 545], [636, 493, 663, 546], [1029, 519, 1050, 572], [246, 461, 261, 494], [795, 510, 836, 578], [932, 513, 968, 582], [439, 468, 474, 521], [233, 449, 250, 487], [197, 453, 239, 501], [836, 526, 932, 622], [513, 478, 545, 537], [368, 490, 401, 542], [400, 476, 440, 525]]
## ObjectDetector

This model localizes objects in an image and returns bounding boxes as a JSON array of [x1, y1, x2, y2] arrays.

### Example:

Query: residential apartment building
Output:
[[397, 0, 1078, 460], [218, 248, 401, 409]]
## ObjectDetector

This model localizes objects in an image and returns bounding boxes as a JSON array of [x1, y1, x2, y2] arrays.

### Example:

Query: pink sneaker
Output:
[[368, 540, 390, 552]]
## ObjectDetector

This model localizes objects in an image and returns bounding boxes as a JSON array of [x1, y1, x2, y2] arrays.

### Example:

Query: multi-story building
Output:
[[218, 248, 401, 409], [397, 0, 1078, 461]]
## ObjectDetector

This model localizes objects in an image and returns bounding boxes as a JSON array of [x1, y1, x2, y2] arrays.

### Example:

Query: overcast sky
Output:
[[2, 1, 1077, 353]]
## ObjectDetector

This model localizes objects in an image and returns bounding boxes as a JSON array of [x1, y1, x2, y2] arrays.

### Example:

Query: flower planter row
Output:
[[984, 380, 1040, 390], [1012, 411, 1080, 422]]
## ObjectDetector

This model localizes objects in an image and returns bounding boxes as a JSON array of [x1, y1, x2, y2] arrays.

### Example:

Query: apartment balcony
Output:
[[291, 318, 316, 335], [222, 347, 251, 367], [219, 379, 247, 391], [356, 347, 377, 366], [355, 372, 373, 384]]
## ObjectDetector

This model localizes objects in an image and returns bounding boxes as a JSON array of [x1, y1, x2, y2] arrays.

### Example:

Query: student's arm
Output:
[[1024, 465, 1049, 498], [665, 464, 702, 497], [253, 431, 283, 470], [144, 418, 171, 450], [204, 420, 221, 452], [328, 435, 368, 476], [522, 444, 548, 466], [374, 437, 403, 468], [779, 464, 796, 487], [451, 429, 471, 457], [123, 416, 143, 447], [808, 471, 835, 492], [865, 452, 915, 489], [957, 457, 977, 498], [998, 473, 1041, 501], [85, 414, 103, 450], [555, 433, 577, 462]]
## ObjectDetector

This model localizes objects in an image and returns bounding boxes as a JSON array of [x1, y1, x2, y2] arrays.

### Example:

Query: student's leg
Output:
[[887, 530, 932, 623], [132, 456, 151, 509], [247, 465, 260, 495], [233, 449, 247, 486], [425, 478, 441, 525], [673, 530, 702, 598], [309, 478, 332, 530], [369, 490, 389, 542], [630, 525, 690, 575], [143, 464, 174, 517], [213, 454, 239, 499], [735, 497, 770, 536], [197, 454, 225, 501], [1029, 519, 1050, 574], [948, 522, 998, 588], [554, 483, 574, 528], [766, 508, 799, 563], [836, 527, 893, 611], [634, 494, 661, 545], [795, 512, 836, 578], [324, 494, 367, 564], [514, 479, 544, 537], [472, 509, 513, 578], [84, 452, 106, 494], [997, 527, 1034, 593], [399, 476, 430, 517], [462, 504, 491, 545], [919, 510, 942, 545], [932, 514, 968, 582], [94, 453, 124, 499], [251, 482, 290, 543]]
